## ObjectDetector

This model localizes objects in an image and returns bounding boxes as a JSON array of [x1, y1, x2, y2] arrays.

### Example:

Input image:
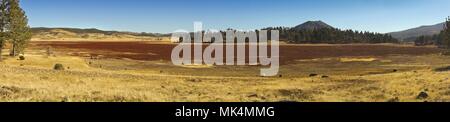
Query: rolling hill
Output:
[[31, 27, 171, 41], [388, 22, 444, 41]]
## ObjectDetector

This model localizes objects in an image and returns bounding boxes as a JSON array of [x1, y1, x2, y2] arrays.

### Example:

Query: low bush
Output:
[[53, 63, 65, 70], [19, 56, 25, 60]]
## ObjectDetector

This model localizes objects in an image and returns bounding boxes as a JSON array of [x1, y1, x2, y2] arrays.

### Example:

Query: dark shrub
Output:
[[19, 56, 25, 60], [435, 66, 450, 72], [53, 63, 65, 70], [416, 92, 429, 99]]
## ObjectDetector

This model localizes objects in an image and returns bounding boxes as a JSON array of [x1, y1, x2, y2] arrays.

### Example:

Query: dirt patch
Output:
[[277, 89, 323, 101], [0, 86, 23, 97], [326, 79, 377, 90], [185, 78, 203, 82], [363, 69, 400, 75]]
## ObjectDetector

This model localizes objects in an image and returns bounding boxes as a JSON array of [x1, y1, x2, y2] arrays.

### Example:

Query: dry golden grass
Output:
[[339, 57, 377, 62], [0, 48, 448, 102]]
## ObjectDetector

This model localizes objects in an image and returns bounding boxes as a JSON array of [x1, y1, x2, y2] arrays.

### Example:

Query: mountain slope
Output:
[[389, 23, 444, 40], [292, 21, 334, 30]]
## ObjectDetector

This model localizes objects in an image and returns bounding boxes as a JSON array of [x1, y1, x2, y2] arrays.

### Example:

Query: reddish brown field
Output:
[[31, 41, 444, 65]]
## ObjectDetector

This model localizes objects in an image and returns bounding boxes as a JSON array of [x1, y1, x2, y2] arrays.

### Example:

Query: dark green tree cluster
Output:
[[266, 27, 398, 44], [0, 0, 8, 61], [442, 17, 450, 49], [0, 0, 31, 61], [414, 35, 441, 46]]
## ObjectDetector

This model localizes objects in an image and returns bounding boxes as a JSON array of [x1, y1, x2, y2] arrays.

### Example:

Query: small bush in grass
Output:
[[416, 91, 429, 99], [19, 56, 25, 60], [53, 63, 65, 70]]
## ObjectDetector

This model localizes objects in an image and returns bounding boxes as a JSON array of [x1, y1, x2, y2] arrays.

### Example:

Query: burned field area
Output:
[[31, 41, 444, 65]]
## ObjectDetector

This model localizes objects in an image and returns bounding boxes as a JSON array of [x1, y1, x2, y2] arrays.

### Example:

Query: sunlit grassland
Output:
[[0, 48, 448, 102]]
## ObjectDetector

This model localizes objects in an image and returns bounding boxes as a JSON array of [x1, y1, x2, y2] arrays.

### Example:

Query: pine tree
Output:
[[443, 17, 450, 49], [0, 0, 8, 61], [7, 0, 31, 56]]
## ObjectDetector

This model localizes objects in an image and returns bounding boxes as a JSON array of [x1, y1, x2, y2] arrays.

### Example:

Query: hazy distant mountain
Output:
[[292, 21, 334, 30], [388, 22, 444, 41]]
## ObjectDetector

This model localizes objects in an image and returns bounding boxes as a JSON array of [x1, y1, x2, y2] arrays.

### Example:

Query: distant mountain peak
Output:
[[293, 20, 334, 30]]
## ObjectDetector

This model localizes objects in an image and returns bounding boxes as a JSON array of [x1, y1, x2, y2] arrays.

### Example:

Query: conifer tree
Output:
[[0, 0, 8, 61], [7, 0, 31, 56], [443, 17, 450, 49]]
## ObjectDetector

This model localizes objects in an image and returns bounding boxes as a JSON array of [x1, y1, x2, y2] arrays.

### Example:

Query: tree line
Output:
[[0, 0, 31, 61], [265, 27, 399, 44], [414, 17, 450, 49], [412, 34, 441, 46], [177, 28, 399, 44]]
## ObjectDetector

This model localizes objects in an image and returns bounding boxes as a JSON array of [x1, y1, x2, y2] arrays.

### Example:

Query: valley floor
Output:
[[0, 42, 448, 102]]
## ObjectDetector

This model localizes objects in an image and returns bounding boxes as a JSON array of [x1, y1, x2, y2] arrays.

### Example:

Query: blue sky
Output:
[[22, 0, 450, 33]]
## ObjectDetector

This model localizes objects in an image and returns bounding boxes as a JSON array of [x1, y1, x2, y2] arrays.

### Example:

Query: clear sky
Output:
[[22, 0, 450, 33]]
